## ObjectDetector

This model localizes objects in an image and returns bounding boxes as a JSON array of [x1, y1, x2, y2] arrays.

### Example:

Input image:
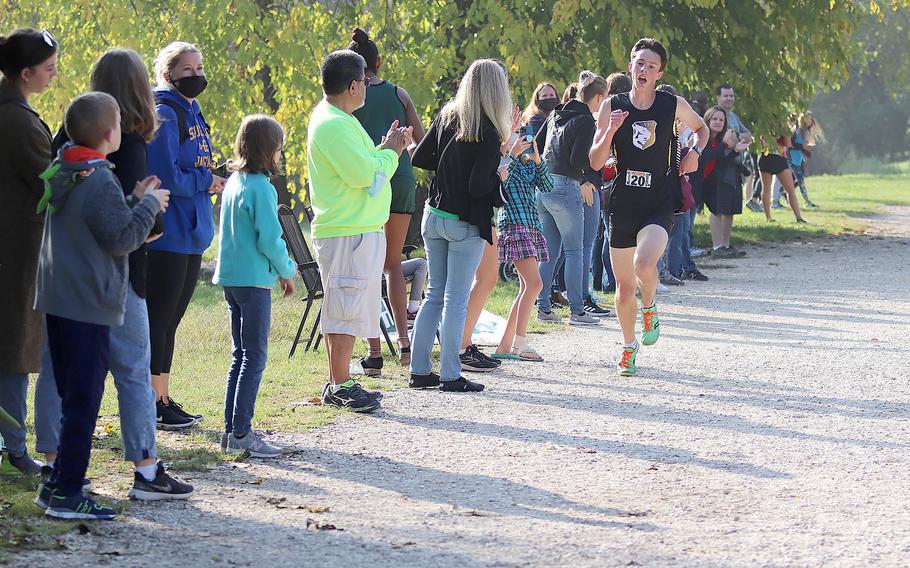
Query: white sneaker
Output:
[[226, 431, 283, 458], [569, 312, 601, 326], [656, 283, 670, 294]]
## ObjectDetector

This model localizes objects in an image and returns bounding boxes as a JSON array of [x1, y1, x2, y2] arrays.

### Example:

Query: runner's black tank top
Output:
[[609, 90, 678, 214]]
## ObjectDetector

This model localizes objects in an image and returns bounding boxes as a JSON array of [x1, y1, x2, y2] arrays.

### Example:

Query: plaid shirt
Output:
[[497, 157, 554, 232]]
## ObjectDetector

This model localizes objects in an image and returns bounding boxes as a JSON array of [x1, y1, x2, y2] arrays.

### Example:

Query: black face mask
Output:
[[172, 75, 208, 99], [537, 98, 559, 114]]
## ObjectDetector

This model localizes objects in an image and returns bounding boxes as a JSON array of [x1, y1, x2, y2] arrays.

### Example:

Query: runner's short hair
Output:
[[631, 38, 667, 71]]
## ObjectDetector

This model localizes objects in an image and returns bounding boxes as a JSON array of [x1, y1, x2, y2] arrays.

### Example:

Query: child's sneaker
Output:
[[617, 342, 639, 376], [128, 462, 194, 500], [641, 304, 660, 346], [45, 491, 118, 520], [225, 431, 284, 458], [359, 356, 383, 378], [34, 466, 92, 510]]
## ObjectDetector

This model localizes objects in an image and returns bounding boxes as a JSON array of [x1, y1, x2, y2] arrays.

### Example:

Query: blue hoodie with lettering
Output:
[[146, 86, 215, 255]]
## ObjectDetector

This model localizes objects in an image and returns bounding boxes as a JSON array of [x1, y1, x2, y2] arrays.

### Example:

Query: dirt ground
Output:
[[12, 209, 910, 567]]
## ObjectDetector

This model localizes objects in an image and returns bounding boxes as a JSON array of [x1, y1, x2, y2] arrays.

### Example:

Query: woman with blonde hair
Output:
[[146, 41, 226, 428], [408, 59, 513, 393]]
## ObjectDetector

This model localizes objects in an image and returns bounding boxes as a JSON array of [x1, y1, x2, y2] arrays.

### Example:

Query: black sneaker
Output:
[[467, 344, 501, 366], [409, 371, 441, 389], [440, 377, 485, 392], [322, 382, 381, 412], [45, 491, 117, 520], [168, 397, 203, 421], [359, 356, 383, 377], [583, 297, 613, 317], [128, 462, 194, 501], [156, 399, 196, 430], [35, 467, 93, 510], [682, 269, 709, 282], [460, 345, 500, 373]]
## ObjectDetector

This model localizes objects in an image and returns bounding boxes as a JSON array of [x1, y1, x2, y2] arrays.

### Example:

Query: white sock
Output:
[[624, 340, 638, 349], [135, 462, 158, 482], [408, 300, 419, 312]]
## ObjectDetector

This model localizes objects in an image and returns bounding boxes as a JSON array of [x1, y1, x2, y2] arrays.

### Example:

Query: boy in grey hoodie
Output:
[[34, 92, 170, 520]]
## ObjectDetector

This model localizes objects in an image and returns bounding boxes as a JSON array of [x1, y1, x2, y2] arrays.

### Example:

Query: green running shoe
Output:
[[641, 304, 660, 346], [617, 342, 639, 376]]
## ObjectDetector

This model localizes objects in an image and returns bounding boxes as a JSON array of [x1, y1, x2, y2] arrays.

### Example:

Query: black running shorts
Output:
[[758, 153, 789, 175], [608, 210, 674, 249]]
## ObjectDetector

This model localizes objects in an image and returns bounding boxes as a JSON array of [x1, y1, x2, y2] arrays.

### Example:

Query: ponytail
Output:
[[348, 27, 379, 73], [576, 70, 608, 103]]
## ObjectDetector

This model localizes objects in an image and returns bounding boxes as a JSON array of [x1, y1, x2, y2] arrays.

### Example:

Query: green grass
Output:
[[2, 167, 907, 553], [692, 166, 910, 248]]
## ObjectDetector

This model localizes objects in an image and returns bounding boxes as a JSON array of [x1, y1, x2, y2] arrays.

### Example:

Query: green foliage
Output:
[[3, 0, 894, 199]]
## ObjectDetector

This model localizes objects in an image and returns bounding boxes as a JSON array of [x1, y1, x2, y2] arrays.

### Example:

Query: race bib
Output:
[[625, 169, 652, 189]]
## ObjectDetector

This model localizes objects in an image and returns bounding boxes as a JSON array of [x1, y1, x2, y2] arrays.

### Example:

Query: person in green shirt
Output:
[[307, 49, 411, 412]]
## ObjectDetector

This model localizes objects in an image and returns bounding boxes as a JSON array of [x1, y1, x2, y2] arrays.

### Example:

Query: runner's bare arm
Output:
[[590, 99, 624, 170], [676, 96, 709, 175], [397, 86, 426, 156]]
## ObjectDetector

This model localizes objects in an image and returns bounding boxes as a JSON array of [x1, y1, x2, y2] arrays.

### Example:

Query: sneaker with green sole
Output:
[[617, 343, 639, 376], [641, 305, 660, 346]]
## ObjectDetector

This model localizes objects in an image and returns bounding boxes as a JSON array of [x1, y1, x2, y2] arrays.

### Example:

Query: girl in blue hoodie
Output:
[[146, 41, 226, 428], [214, 115, 297, 458]]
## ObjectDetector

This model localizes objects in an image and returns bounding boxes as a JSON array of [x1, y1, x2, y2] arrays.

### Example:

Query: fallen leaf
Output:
[[77, 523, 91, 535], [295, 505, 331, 513], [306, 519, 343, 531], [575, 447, 597, 454], [647, 465, 659, 471], [266, 497, 286, 506], [460, 510, 486, 517]]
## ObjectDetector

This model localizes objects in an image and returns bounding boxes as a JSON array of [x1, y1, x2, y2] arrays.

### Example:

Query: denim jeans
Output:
[[223, 286, 271, 436], [667, 213, 692, 278], [582, 189, 601, 298], [0, 372, 29, 455], [537, 175, 585, 314], [410, 210, 485, 381], [36, 285, 157, 462]]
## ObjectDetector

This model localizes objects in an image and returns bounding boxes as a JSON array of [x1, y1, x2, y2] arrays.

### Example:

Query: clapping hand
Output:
[[723, 128, 739, 148], [510, 105, 522, 134], [134, 176, 161, 199], [380, 120, 413, 155]]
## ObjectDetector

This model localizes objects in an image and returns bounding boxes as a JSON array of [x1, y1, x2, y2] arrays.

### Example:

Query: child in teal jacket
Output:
[[214, 115, 297, 458]]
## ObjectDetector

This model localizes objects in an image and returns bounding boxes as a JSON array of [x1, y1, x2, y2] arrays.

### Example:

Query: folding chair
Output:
[[277, 204, 323, 357]]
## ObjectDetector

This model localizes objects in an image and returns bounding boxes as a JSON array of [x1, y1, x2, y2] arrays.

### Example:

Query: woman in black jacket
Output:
[[535, 71, 608, 325], [699, 106, 751, 256], [408, 59, 512, 393]]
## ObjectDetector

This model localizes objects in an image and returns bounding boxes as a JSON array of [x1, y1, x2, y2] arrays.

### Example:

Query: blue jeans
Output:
[[410, 210, 485, 381], [0, 372, 29, 455], [35, 285, 157, 462], [582, 188, 601, 298], [223, 287, 271, 436], [667, 213, 691, 278], [537, 175, 585, 314]]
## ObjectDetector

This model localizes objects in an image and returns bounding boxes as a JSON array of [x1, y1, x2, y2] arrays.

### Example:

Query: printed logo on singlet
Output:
[[631, 120, 657, 150]]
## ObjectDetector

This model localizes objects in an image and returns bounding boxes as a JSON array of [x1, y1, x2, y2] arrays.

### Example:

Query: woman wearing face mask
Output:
[[0, 28, 59, 475], [146, 41, 225, 429], [535, 70, 610, 326], [522, 82, 559, 136]]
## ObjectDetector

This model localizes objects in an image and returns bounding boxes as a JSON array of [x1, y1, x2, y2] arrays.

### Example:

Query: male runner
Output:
[[590, 38, 708, 376]]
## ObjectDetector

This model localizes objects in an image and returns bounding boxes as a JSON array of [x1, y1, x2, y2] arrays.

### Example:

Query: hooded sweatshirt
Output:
[[146, 87, 215, 255], [34, 145, 159, 326], [537, 99, 601, 186]]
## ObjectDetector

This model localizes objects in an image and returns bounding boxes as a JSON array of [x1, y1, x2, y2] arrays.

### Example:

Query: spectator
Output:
[[215, 114, 297, 457], [307, 49, 410, 411], [35, 92, 170, 519], [536, 70, 609, 325], [401, 256, 428, 319], [758, 135, 807, 223], [410, 58, 513, 393], [591, 72, 632, 296], [788, 112, 818, 208], [715, 84, 760, 212], [146, 41, 226, 429], [655, 83, 686, 288], [523, 82, 559, 135], [0, 28, 58, 475], [699, 105, 751, 257], [350, 27, 425, 371], [39, 48, 193, 502]]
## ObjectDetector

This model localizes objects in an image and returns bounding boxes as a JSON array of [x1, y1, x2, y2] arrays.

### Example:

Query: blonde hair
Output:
[[799, 112, 823, 145], [229, 114, 285, 175], [440, 59, 512, 143], [154, 41, 200, 87], [576, 70, 608, 103]]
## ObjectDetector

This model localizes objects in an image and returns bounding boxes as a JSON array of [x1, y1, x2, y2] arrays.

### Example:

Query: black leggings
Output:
[[146, 251, 201, 375]]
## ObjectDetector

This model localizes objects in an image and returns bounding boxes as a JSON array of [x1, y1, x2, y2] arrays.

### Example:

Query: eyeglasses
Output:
[[42, 29, 56, 47], [355, 76, 368, 86]]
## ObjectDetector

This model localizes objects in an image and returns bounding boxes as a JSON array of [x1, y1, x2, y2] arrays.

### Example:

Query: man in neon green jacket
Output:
[[307, 49, 411, 412]]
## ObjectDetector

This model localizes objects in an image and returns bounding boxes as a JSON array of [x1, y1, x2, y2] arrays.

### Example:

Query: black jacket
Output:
[[538, 99, 600, 186], [412, 113, 503, 244], [53, 130, 163, 298]]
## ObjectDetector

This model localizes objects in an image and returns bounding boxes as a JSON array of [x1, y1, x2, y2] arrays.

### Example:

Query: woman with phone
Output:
[[535, 70, 610, 325], [146, 41, 225, 429]]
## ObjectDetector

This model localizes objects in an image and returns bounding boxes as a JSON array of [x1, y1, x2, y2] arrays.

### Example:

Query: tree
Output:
[[2, 0, 887, 200]]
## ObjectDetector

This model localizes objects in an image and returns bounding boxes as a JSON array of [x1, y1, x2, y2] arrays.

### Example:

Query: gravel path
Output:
[[14, 209, 910, 567]]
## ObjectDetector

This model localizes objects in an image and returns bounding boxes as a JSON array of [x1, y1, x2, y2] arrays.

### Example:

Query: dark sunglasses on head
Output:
[[42, 29, 56, 47]]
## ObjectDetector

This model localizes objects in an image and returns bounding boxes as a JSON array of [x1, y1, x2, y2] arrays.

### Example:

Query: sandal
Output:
[[398, 345, 411, 366], [495, 345, 543, 362]]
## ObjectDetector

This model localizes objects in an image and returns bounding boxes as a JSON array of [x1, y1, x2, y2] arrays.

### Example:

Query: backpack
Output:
[[155, 95, 210, 144]]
